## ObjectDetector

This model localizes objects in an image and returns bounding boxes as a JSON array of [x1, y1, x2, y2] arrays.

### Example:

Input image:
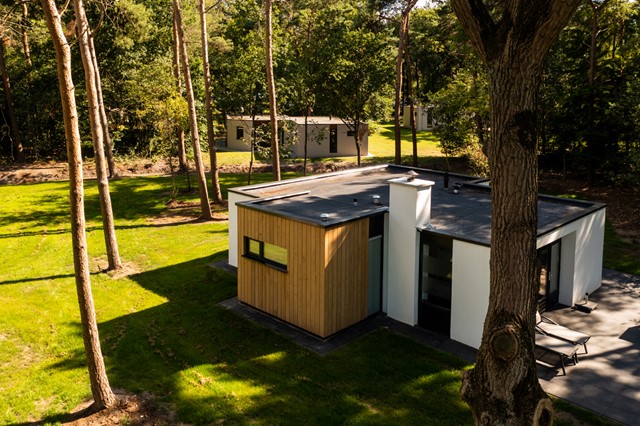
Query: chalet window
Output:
[[346, 130, 355, 137], [236, 126, 244, 140], [244, 237, 288, 271]]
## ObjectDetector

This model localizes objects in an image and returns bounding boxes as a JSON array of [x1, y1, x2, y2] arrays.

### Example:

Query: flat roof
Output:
[[232, 165, 605, 246], [226, 115, 355, 125]]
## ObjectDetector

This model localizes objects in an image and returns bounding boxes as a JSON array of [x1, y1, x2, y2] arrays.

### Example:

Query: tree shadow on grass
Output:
[[0, 173, 276, 233], [23, 253, 472, 425]]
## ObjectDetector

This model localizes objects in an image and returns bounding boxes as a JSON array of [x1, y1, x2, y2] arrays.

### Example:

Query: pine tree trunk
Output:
[[172, 0, 213, 220], [88, 36, 118, 179], [40, 0, 116, 409], [393, 2, 416, 165], [74, 0, 122, 271], [172, 13, 188, 173], [199, 0, 222, 203], [21, 3, 33, 68], [450, 1, 581, 423], [405, 27, 418, 167], [265, 0, 281, 181], [0, 41, 24, 163]]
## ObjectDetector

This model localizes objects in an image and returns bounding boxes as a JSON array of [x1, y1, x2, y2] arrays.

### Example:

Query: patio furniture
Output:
[[535, 333, 579, 375], [536, 311, 591, 354]]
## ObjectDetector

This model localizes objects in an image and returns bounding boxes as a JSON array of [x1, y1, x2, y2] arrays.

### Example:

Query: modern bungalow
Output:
[[227, 165, 606, 348], [226, 115, 369, 159]]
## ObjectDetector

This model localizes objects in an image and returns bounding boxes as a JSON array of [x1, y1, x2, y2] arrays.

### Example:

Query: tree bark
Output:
[[199, 0, 222, 203], [40, 0, 116, 409], [88, 35, 118, 178], [265, 0, 281, 181], [172, 11, 188, 173], [405, 26, 418, 167], [74, 0, 122, 271], [450, 1, 581, 424], [21, 3, 33, 68], [393, 1, 417, 165], [172, 0, 213, 220], [0, 40, 24, 162]]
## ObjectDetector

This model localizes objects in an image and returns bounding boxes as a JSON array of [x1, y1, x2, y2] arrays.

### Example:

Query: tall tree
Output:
[[394, 0, 418, 165], [21, 2, 33, 68], [199, 0, 222, 203], [88, 34, 118, 179], [172, 12, 189, 173], [265, 0, 280, 181], [449, 1, 581, 424], [172, 0, 213, 220], [0, 37, 24, 162], [74, 0, 122, 271], [405, 27, 418, 167], [40, 0, 117, 409], [313, 3, 394, 167]]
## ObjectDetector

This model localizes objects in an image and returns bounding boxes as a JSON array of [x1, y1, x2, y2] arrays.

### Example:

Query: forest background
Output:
[[0, 0, 638, 186]]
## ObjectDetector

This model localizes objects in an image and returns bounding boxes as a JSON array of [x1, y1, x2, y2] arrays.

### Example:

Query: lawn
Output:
[[0, 174, 473, 425]]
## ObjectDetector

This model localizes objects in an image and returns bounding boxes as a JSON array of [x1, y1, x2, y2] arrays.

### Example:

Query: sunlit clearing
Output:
[[251, 351, 287, 365], [175, 365, 268, 402]]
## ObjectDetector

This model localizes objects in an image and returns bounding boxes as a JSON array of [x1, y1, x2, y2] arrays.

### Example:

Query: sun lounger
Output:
[[535, 333, 579, 375], [536, 311, 590, 354]]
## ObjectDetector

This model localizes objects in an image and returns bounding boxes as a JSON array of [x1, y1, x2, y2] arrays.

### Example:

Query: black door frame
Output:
[[418, 232, 453, 336]]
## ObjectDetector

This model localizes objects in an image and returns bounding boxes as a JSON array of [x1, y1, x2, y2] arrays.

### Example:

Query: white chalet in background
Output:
[[226, 115, 369, 159]]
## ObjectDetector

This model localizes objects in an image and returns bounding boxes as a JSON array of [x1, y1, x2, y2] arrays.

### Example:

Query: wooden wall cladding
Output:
[[237, 206, 369, 337], [324, 219, 369, 335]]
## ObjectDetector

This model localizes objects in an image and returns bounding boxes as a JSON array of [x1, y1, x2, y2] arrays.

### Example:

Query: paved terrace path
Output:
[[538, 269, 640, 425]]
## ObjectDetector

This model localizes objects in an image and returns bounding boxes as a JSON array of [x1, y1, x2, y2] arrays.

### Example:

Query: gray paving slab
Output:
[[538, 269, 640, 425]]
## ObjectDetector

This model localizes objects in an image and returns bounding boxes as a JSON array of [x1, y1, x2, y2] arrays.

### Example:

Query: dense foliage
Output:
[[0, 0, 638, 183]]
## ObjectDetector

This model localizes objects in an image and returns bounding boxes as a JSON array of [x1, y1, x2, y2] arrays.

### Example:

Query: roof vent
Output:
[[320, 213, 330, 222], [406, 170, 419, 182], [372, 195, 380, 205]]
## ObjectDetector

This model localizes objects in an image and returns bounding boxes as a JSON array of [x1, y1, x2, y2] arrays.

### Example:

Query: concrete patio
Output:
[[537, 269, 640, 425]]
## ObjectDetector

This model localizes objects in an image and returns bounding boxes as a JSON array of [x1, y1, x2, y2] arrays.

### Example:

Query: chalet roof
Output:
[[231, 165, 605, 245], [226, 115, 358, 126]]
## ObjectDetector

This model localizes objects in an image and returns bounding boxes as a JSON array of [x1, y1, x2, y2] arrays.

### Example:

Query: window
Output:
[[236, 126, 244, 140], [346, 130, 355, 137], [244, 237, 288, 271]]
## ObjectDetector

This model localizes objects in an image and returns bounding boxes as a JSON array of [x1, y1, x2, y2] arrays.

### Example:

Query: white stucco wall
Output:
[[386, 177, 433, 326], [226, 117, 368, 158], [226, 118, 253, 151], [536, 208, 606, 306], [227, 191, 256, 267], [450, 240, 491, 349]]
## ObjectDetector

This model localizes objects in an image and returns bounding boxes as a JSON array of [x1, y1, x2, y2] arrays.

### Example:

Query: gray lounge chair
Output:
[[534, 333, 579, 375], [536, 311, 590, 354]]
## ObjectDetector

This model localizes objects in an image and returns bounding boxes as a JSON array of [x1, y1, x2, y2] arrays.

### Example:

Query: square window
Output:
[[264, 243, 287, 267], [247, 238, 261, 256]]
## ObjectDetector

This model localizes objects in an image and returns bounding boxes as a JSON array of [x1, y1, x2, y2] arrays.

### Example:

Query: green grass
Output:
[[0, 173, 473, 425], [366, 122, 442, 162], [602, 220, 640, 275]]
